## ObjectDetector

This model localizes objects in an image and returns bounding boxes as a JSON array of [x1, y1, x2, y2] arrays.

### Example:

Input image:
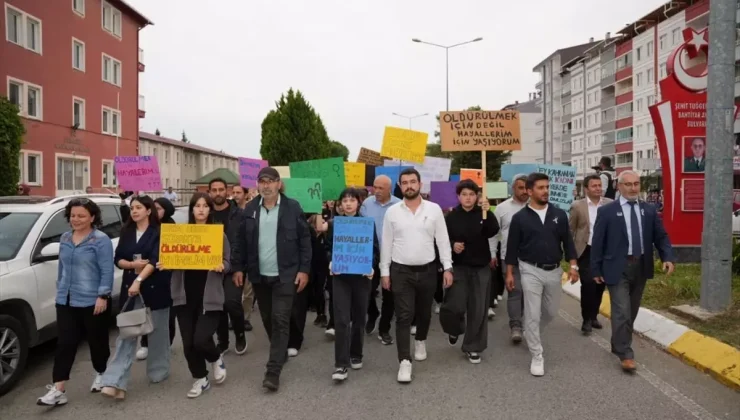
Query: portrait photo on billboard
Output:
[[682, 136, 706, 173]]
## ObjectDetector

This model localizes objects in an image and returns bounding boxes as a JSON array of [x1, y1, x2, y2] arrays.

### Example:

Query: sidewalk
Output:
[[560, 274, 740, 391]]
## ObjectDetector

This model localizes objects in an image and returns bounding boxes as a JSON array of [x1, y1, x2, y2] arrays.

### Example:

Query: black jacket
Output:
[[445, 205, 499, 267], [114, 225, 171, 311], [231, 194, 312, 284], [324, 213, 380, 279]]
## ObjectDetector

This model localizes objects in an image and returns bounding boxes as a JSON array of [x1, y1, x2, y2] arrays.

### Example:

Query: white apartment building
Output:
[[503, 98, 542, 164]]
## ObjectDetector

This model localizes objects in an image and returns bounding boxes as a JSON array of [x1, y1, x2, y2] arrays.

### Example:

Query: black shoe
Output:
[[244, 320, 253, 332], [591, 319, 603, 329], [314, 314, 328, 327], [378, 332, 394, 345], [262, 373, 279, 392], [332, 368, 348, 381], [365, 316, 378, 335], [581, 320, 593, 335], [217, 342, 230, 355], [448, 335, 459, 346], [235, 335, 247, 355]]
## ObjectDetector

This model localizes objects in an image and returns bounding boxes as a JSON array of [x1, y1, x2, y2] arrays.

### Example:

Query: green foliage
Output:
[[0, 96, 25, 196], [328, 140, 349, 161], [426, 105, 511, 181], [733, 237, 740, 275]]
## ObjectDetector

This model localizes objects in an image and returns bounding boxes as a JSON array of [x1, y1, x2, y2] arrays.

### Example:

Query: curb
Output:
[[560, 273, 740, 391]]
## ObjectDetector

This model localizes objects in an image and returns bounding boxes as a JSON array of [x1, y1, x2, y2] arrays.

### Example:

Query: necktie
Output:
[[628, 201, 642, 256]]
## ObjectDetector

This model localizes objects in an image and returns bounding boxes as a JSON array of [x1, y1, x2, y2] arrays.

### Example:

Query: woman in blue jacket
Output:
[[36, 198, 114, 407], [99, 195, 171, 400]]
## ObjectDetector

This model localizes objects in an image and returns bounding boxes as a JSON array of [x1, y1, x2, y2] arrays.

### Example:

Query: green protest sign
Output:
[[281, 178, 323, 213], [485, 182, 509, 199], [289, 157, 346, 201]]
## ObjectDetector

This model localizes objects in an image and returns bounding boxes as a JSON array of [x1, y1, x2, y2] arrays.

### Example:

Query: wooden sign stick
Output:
[[481, 151, 487, 220]]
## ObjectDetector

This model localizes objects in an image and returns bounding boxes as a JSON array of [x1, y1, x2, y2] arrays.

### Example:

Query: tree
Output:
[[155, 128, 161, 136], [181, 131, 189, 143], [328, 140, 350, 161], [426, 105, 511, 181], [0, 96, 25, 196], [259, 89, 332, 165]]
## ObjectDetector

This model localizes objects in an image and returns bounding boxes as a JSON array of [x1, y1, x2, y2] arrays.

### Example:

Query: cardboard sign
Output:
[[439, 110, 522, 152], [281, 178, 323, 213], [383, 156, 452, 194], [536, 164, 576, 211], [380, 126, 428, 163], [331, 216, 375, 275], [273, 166, 291, 179], [238, 157, 268, 188], [115, 156, 162, 192], [375, 166, 413, 186], [159, 224, 224, 270], [344, 162, 366, 186], [485, 182, 509, 199], [289, 157, 346, 201], [357, 147, 385, 166], [460, 168, 483, 187], [429, 181, 458, 210]]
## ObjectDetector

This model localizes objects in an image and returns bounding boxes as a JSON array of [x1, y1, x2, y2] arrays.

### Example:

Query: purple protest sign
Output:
[[115, 156, 162, 192], [430, 181, 458, 210], [238, 157, 268, 188]]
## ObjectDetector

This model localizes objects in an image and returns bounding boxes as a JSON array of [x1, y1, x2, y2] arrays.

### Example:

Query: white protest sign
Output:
[[383, 156, 452, 194]]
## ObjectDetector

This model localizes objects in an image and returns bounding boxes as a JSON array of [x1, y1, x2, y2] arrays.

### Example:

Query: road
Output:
[[1, 293, 738, 420]]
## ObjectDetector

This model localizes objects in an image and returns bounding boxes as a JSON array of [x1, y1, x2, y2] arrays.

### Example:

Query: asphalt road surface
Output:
[[1, 293, 738, 420]]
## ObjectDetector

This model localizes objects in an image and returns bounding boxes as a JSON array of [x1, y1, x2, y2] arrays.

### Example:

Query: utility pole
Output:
[[700, 0, 734, 312]]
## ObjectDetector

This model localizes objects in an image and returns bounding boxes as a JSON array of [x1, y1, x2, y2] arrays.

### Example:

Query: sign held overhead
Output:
[[439, 110, 522, 152]]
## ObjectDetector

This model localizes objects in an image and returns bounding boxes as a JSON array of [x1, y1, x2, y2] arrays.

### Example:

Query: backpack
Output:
[[602, 171, 617, 199]]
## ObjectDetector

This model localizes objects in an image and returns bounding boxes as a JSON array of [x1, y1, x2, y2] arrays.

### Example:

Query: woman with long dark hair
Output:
[[36, 199, 114, 407], [99, 195, 171, 400], [165, 193, 230, 398]]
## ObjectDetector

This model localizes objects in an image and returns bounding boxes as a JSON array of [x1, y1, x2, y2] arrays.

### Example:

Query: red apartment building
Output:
[[1, 0, 151, 196]]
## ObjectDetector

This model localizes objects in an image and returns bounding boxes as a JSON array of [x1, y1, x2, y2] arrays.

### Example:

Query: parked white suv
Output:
[[0, 194, 125, 396]]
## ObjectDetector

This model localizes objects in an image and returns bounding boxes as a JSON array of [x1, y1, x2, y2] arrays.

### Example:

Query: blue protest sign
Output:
[[449, 174, 460, 182], [331, 216, 374, 275], [375, 166, 413, 186], [501, 163, 538, 194], [536, 164, 577, 211]]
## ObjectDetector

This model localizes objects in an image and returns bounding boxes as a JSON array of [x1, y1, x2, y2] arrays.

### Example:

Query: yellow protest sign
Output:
[[344, 162, 366, 186], [159, 224, 224, 270], [439, 110, 522, 152], [380, 126, 428, 163]]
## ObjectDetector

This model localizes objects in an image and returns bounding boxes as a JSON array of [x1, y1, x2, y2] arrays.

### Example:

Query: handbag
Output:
[[116, 294, 154, 339]]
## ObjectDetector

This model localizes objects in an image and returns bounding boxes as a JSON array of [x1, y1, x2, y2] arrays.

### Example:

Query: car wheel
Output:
[[0, 315, 29, 396]]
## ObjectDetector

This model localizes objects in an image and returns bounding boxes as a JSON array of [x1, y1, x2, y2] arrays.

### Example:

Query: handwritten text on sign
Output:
[[460, 168, 483, 187], [332, 216, 374, 275], [238, 157, 268, 188], [536, 164, 576, 211], [115, 156, 162, 192], [380, 126, 428, 163], [281, 178, 323, 213], [439, 110, 522, 152], [289, 157, 346, 201], [159, 224, 224, 270], [344, 162, 366, 186], [356, 147, 385, 166]]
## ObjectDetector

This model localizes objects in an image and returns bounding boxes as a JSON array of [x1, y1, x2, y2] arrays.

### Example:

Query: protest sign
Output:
[[159, 224, 224, 270], [331, 216, 374, 275], [115, 156, 162, 191], [375, 166, 413, 186], [357, 147, 385, 166], [501, 163, 537, 194], [460, 168, 483, 187], [430, 181, 458, 210], [282, 178, 323, 213], [449, 174, 460, 182], [289, 157, 346, 200], [238, 157, 268, 188], [383, 156, 452, 194], [536, 164, 577, 211], [273, 166, 291, 179], [380, 126, 428, 163], [486, 182, 508, 199], [439, 110, 522, 152], [344, 162, 366, 186]]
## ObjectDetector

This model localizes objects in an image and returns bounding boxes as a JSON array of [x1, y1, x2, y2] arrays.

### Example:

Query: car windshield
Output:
[[0, 212, 40, 261]]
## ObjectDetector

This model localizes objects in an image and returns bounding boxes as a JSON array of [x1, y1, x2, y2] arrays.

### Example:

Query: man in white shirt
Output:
[[568, 174, 612, 334], [380, 168, 453, 383], [163, 187, 178, 204], [488, 174, 528, 343]]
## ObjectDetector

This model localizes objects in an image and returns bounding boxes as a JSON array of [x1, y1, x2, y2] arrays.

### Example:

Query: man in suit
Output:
[[590, 170, 675, 373], [569, 174, 612, 335], [683, 137, 706, 172]]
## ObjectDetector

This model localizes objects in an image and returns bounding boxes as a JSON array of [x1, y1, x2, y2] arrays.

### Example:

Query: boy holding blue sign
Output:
[[325, 188, 379, 382]]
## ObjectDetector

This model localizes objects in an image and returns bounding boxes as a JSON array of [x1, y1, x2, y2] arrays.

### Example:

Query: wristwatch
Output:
[[570, 265, 579, 271], [135, 276, 144, 283]]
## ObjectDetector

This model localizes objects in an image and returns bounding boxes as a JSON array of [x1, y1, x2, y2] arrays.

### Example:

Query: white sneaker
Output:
[[325, 328, 335, 337], [493, 298, 498, 306], [410, 326, 417, 335], [37, 385, 68, 406], [136, 347, 148, 361], [212, 357, 227, 384], [530, 355, 545, 377], [487, 308, 496, 320], [397, 360, 412, 383], [90, 373, 104, 393], [414, 340, 427, 361], [288, 348, 299, 357], [187, 378, 210, 398], [332, 368, 348, 381], [497, 294, 503, 301], [434, 303, 441, 314]]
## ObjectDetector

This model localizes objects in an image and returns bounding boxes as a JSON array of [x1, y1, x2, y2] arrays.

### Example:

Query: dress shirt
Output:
[[587, 198, 604, 245], [619, 196, 643, 255], [488, 197, 526, 261], [379, 199, 453, 276], [360, 195, 400, 246]]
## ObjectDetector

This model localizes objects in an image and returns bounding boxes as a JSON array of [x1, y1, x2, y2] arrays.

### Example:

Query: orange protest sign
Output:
[[439, 110, 522, 152], [460, 168, 483, 187]]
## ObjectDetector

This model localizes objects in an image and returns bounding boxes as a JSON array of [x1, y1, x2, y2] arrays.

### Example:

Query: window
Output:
[[672, 28, 681, 45], [34, 211, 69, 258], [647, 41, 653, 57], [72, 38, 85, 71], [73, 0, 85, 16], [18, 150, 42, 186], [647, 95, 655, 106], [102, 160, 116, 187], [56, 158, 88, 192], [636, 98, 643, 112], [72, 97, 85, 129], [99, 205, 122, 239], [176, 152, 180, 165], [659, 34, 667, 50], [101, 1, 122, 38], [102, 54, 121, 86], [165, 150, 169, 164], [616, 153, 634, 165], [648, 122, 654, 136], [659, 63, 667, 78], [5, 4, 42, 54], [636, 73, 642, 87], [647, 68, 653, 83], [636, 47, 642, 61], [637, 125, 643, 137], [101, 106, 121, 136], [152, 147, 157, 158], [7, 77, 42, 120]]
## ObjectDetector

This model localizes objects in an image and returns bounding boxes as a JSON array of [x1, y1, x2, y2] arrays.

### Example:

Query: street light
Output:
[[392, 112, 429, 129], [412, 37, 483, 111]]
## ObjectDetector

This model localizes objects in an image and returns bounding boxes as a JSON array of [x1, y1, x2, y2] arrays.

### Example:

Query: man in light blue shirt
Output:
[[360, 175, 400, 345]]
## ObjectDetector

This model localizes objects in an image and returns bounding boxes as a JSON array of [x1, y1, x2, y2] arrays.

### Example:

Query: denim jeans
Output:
[[101, 304, 171, 391]]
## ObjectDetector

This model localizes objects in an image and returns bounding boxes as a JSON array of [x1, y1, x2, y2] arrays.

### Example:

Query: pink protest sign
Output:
[[115, 156, 162, 192], [238, 157, 268, 187]]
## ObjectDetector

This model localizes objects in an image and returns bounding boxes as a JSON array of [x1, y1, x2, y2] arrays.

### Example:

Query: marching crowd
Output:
[[36, 164, 675, 407]]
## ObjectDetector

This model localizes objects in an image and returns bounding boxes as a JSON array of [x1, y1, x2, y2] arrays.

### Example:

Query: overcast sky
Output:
[[130, 0, 666, 161]]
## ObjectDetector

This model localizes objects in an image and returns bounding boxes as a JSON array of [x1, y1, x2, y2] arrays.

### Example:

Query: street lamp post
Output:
[[392, 112, 429, 129], [412, 37, 483, 111]]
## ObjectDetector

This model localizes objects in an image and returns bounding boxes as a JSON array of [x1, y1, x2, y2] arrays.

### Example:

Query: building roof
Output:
[[531, 41, 602, 72], [110, 0, 154, 26], [191, 168, 240, 186], [616, 1, 690, 41], [139, 131, 237, 159], [502, 99, 540, 113]]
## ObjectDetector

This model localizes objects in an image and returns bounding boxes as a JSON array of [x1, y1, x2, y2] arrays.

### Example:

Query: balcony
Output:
[[615, 66, 632, 82], [536, 80, 543, 90], [138, 48, 145, 72], [138, 94, 146, 118], [616, 90, 633, 106]]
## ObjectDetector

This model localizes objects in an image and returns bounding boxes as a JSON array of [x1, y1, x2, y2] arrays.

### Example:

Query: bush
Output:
[[733, 238, 740, 275], [0, 96, 25, 196]]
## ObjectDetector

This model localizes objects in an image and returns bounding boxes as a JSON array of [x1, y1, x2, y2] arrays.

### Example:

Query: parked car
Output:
[[734, 210, 740, 237], [0, 194, 126, 396]]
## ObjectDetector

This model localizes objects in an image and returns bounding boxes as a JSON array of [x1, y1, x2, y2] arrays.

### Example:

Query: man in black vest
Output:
[[592, 157, 617, 199]]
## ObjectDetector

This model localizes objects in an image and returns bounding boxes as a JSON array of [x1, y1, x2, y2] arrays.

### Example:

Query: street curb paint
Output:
[[560, 273, 740, 391]]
